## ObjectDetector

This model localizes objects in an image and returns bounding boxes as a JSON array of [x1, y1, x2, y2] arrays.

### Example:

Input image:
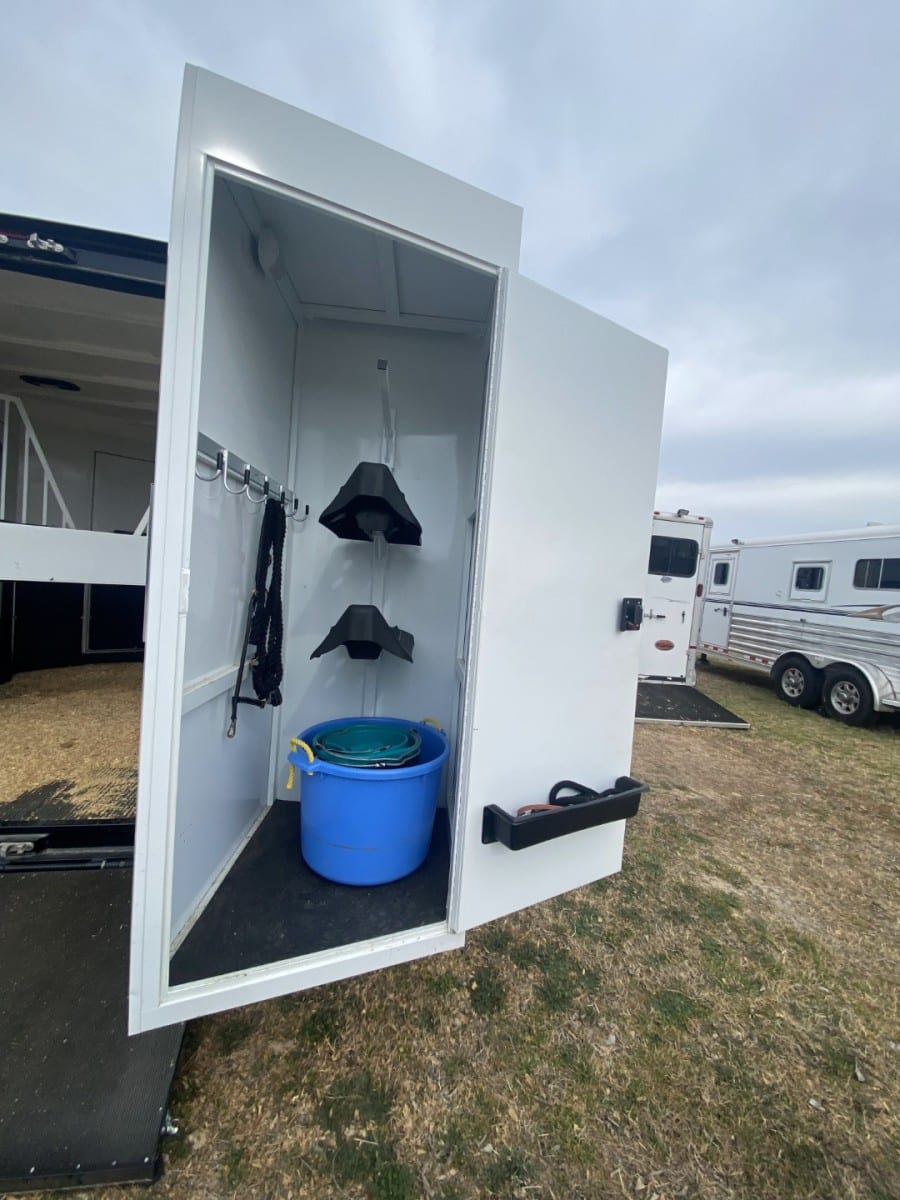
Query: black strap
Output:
[[228, 497, 286, 737], [547, 780, 607, 806]]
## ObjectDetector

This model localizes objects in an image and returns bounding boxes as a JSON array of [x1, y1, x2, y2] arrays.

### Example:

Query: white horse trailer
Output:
[[126, 67, 669, 1033], [639, 511, 712, 686], [700, 526, 900, 725]]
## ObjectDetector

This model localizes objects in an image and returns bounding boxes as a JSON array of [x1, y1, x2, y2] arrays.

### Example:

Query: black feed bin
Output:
[[310, 604, 414, 662]]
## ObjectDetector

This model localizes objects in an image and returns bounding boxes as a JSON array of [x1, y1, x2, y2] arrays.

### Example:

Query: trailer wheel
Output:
[[773, 657, 822, 709], [823, 667, 875, 726]]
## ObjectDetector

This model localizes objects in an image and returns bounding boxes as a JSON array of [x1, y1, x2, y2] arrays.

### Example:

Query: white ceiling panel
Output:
[[254, 189, 386, 312], [395, 240, 495, 323], [0, 269, 162, 416]]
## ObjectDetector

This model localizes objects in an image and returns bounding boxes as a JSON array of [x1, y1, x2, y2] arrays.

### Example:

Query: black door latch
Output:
[[619, 597, 643, 631]]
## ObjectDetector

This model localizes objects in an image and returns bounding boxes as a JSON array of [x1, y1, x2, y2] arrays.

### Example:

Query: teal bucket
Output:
[[287, 717, 449, 886], [312, 722, 421, 768]]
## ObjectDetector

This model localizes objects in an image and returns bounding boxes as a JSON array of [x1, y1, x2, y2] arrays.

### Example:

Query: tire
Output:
[[773, 657, 822, 709], [823, 667, 875, 726]]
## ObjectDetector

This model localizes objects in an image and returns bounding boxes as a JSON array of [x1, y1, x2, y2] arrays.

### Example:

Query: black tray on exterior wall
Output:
[[482, 776, 647, 851]]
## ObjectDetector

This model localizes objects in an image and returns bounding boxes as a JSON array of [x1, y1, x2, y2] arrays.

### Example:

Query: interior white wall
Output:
[[195, 177, 296, 477], [276, 320, 489, 801], [170, 177, 298, 946], [18, 394, 155, 529], [91, 451, 156, 533]]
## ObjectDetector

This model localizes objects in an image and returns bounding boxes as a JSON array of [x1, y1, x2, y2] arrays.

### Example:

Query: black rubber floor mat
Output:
[[636, 683, 749, 728], [170, 799, 450, 985], [0, 868, 183, 1193]]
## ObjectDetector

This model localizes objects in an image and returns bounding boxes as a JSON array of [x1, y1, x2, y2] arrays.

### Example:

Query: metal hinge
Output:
[[0, 836, 47, 859]]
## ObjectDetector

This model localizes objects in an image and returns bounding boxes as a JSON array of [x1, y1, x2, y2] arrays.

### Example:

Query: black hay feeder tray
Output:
[[318, 462, 422, 545], [482, 776, 648, 850], [310, 604, 414, 662]]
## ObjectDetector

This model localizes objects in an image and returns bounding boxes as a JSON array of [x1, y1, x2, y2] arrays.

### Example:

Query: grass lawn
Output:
[[74, 665, 898, 1200]]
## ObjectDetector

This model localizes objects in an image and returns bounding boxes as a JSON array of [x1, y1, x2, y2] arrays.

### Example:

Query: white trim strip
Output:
[[182, 662, 242, 714]]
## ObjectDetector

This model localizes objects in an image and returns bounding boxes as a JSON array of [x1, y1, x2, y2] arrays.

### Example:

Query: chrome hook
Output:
[[247, 475, 270, 504], [195, 449, 224, 482], [222, 452, 251, 496], [289, 499, 310, 524]]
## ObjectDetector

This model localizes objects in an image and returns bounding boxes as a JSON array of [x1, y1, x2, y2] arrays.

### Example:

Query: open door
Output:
[[129, 66, 667, 1032], [452, 274, 667, 931], [130, 67, 523, 1033]]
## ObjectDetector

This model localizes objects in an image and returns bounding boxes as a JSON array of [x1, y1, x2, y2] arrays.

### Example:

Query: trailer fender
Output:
[[813, 658, 892, 709], [770, 651, 823, 680], [770, 653, 894, 711]]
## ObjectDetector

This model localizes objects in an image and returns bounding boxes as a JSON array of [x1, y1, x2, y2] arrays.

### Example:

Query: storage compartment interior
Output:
[[0, 266, 160, 536], [169, 173, 496, 983], [0, 259, 161, 685]]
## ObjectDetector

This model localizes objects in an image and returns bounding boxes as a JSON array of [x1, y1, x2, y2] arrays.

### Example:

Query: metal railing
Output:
[[0, 392, 76, 529]]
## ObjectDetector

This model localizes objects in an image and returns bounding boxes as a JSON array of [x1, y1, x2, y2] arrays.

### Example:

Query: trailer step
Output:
[[635, 682, 749, 728], [0, 865, 183, 1192]]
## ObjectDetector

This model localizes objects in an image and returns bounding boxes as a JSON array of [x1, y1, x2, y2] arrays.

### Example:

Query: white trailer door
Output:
[[453, 274, 667, 932], [701, 552, 737, 650], [639, 522, 702, 681]]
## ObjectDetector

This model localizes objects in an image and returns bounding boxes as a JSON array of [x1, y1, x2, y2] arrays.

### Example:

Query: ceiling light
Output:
[[19, 375, 81, 392]]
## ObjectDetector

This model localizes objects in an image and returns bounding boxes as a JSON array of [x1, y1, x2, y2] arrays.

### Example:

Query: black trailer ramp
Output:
[[0, 859, 183, 1193], [635, 682, 749, 728]]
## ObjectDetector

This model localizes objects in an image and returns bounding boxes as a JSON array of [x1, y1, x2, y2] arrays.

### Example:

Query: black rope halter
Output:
[[228, 496, 286, 737]]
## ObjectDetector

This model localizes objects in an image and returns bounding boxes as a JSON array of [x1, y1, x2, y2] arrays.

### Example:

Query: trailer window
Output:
[[794, 565, 825, 591], [854, 557, 900, 590], [648, 535, 699, 578], [713, 562, 730, 586]]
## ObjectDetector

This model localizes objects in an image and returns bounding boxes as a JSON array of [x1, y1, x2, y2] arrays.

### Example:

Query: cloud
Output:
[[663, 358, 900, 439], [657, 469, 900, 543], [1, 0, 898, 543]]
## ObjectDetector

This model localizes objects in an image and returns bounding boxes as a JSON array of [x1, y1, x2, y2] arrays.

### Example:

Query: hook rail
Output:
[[196, 432, 301, 514]]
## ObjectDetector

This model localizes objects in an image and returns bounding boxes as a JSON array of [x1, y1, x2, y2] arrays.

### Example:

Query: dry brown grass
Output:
[[55, 665, 899, 1200]]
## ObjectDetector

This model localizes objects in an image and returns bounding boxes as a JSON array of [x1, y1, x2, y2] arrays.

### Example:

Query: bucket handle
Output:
[[286, 737, 317, 789]]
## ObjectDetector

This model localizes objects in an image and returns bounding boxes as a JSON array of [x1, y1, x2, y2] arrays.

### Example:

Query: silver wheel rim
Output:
[[782, 667, 806, 699], [831, 680, 861, 716]]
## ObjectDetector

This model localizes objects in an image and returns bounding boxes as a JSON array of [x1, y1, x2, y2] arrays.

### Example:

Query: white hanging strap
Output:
[[378, 359, 396, 469]]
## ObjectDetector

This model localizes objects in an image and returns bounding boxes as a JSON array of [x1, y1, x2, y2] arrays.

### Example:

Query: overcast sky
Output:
[[3, 0, 898, 541]]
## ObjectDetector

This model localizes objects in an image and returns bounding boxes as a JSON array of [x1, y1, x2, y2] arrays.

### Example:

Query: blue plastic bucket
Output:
[[287, 717, 449, 886]]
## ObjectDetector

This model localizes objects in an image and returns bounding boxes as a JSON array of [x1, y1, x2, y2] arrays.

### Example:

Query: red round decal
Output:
[[654, 639, 675, 651]]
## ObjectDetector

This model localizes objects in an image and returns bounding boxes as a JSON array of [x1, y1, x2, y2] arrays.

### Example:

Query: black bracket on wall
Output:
[[481, 776, 648, 851], [311, 604, 414, 662], [619, 597, 644, 631]]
